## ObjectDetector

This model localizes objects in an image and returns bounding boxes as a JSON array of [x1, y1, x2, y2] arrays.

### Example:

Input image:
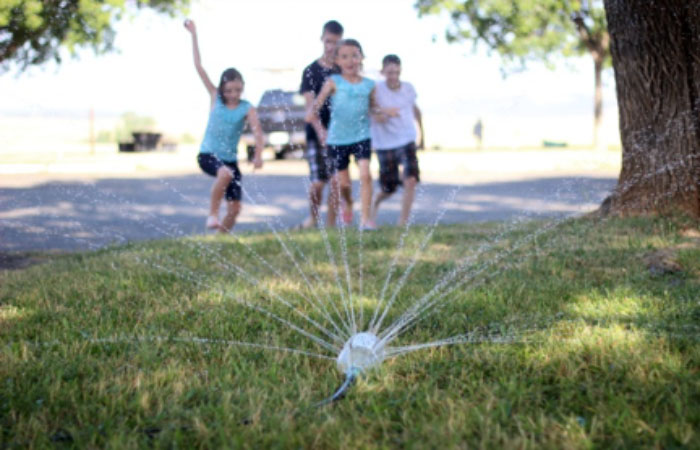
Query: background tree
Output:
[[0, 0, 189, 73], [602, 0, 699, 218], [415, 0, 610, 148]]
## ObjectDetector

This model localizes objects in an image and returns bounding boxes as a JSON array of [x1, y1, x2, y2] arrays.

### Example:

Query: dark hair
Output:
[[382, 54, 401, 67], [322, 20, 343, 36], [335, 38, 364, 58], [218, 68, 244, 101]]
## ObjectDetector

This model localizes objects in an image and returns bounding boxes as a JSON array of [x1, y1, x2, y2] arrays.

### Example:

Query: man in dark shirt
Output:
[[299, 20, 343, 228]]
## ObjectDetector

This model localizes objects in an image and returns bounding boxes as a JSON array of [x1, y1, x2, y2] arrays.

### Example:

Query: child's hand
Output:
[[314, 125, 327, 147], [304, 110, 316, 123], [384, 107, 400, 117], [184, 19, 196, 33], [307, 116, 326, 146], [373, 112, 389, 123]]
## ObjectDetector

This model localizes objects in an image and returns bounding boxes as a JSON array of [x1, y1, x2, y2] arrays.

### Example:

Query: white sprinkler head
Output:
[[336, 332, 385, 374]]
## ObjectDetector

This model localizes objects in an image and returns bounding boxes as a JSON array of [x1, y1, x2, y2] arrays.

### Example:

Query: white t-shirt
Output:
[[370, 80, 417, 150]]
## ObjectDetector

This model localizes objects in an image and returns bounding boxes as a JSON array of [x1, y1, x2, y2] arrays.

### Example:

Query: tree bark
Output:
[[603, 0, 700, 218], [593, 56, 604, 149], [572, 16, 609, 151]]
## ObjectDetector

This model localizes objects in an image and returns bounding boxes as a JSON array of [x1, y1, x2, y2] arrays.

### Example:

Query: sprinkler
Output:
[[336, 332, 385, 374], [315, 332, 386, 408]]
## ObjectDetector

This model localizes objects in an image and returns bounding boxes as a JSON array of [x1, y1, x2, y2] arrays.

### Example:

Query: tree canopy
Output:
[[416, 0, 611, 146], [415, 0, 610, 69], [0, 0, 189, 72]]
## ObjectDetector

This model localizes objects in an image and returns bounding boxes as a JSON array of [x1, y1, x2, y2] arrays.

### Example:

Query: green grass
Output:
[[1, 216, 699, 448]]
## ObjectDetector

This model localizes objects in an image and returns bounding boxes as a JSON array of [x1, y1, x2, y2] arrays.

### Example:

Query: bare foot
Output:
[[206, 215, 221, 230]]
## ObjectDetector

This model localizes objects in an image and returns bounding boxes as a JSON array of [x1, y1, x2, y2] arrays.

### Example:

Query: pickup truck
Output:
[[241, 89, 307, 160]]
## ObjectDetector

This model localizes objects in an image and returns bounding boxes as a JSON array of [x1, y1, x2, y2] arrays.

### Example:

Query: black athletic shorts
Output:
[[375, 142, 420, 194], [197, 153, 242, 201], [327, 138, 372, 174]]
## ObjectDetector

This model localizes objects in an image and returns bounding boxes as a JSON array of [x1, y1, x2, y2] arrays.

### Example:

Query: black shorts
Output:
[[306, 137, 330, 183], [327, 139, 372, 174], [197, 153, 242, 201], [376, 142, 420, 194]]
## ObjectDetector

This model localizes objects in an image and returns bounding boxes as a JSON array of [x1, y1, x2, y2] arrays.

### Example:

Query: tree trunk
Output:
[[593, 56, 604, 150], [603, 0, 700, 218]]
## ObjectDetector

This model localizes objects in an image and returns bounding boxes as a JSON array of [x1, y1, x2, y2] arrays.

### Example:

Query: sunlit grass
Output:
[[1, 216, 698, 447]]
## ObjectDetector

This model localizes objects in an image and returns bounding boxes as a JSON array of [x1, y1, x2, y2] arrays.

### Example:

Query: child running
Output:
[[185, 19, 264, 233], [299, 20, 344, 229], [370, 54, 424, 227], [306, 39, 378, 230]]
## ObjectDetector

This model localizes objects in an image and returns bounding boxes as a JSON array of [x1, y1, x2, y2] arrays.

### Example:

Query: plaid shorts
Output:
[[376, 142, 420, 194], [306, 137, 330, 183], [197, 153, 242, 201]]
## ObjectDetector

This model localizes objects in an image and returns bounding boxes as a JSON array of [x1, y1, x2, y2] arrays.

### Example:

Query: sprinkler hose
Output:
[[314, 367, 361, 408]]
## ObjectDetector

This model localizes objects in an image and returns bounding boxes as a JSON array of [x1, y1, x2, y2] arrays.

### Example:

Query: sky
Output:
[[0, 0, 620, 148]]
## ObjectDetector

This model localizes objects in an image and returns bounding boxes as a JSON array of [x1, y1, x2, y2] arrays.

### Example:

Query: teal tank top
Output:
[[326, 74, 375, 146], [200, 97, 251, 161]]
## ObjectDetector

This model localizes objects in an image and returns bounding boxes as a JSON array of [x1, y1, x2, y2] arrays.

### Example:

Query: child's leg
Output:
[[304, 139, 329, 228], [217, 161, 242, 232], [399, 143, 420, 227], [327, 143, 353, 225], [399, 176, 417, 226], [210, 166, 233, 217], [327, 174, 340, 228], [350, 140, 373, 227], [220, 200, 241, 233], [371, 149, 399, 223], [337, 169, 353, 216], [372, 191, 393, 222], [357, 159, 373, 226], [306, 180, 325, 227]]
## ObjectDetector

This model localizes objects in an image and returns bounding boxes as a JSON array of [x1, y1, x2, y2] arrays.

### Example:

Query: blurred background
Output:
[[0, 0, 621, 163]]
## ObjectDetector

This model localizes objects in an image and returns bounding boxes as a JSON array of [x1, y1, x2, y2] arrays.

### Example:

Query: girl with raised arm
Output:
[[185, 19, 264, 233]]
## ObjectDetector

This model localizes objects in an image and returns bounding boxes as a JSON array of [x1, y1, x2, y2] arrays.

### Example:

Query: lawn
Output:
[[1, 216, 699, 448]]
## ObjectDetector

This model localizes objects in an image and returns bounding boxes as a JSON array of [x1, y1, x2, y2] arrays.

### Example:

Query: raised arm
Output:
[[184, 19, 217, 101], [413, 104, 425, 150], [246, 107, 265, 169]]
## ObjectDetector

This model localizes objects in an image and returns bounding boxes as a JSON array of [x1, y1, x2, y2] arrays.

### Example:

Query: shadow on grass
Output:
[[1, 215, 698, 447]]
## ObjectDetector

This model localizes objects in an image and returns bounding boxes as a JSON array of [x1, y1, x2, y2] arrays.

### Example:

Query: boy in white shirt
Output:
[[370, 54, 424, 226]]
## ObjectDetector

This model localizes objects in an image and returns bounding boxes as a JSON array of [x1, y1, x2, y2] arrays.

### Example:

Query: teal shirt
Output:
[[326, 74, 375, 146], [200, 97, 251, 161]]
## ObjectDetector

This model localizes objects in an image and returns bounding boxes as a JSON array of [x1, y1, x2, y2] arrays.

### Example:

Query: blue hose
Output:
[[314, 367, 361, 408]]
